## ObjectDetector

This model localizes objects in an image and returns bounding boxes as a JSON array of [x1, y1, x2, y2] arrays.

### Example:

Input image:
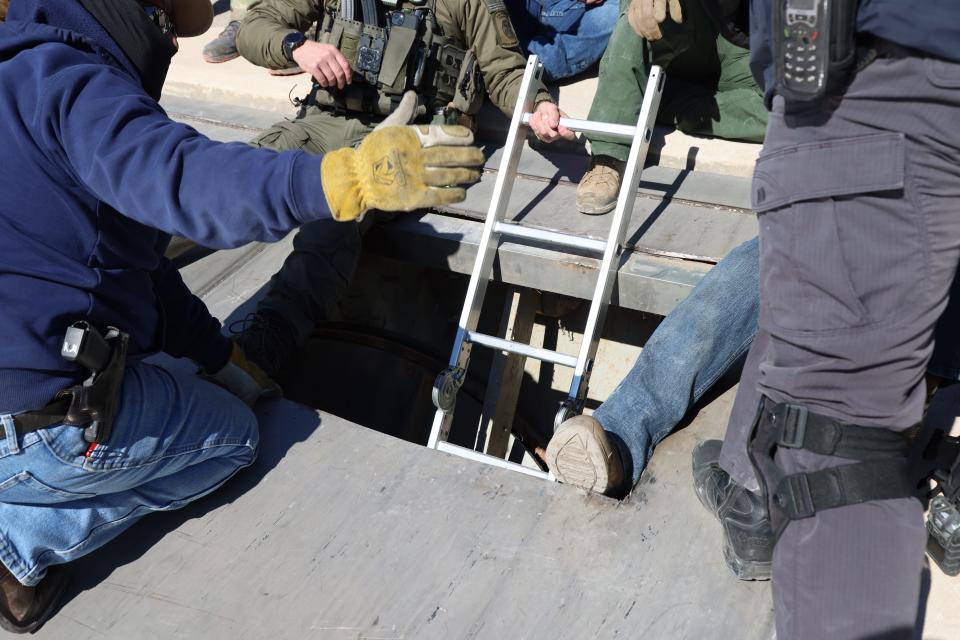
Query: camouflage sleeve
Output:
[[236, 0, 324, 70], [437, 0, 554, 117]]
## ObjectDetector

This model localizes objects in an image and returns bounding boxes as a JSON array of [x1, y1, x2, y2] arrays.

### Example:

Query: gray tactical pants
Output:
[[719, 41, 960, 639]]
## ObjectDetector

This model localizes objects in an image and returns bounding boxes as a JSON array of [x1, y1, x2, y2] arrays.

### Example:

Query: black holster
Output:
[[747, 399, 917, 540], [58, 325, 129, 444]]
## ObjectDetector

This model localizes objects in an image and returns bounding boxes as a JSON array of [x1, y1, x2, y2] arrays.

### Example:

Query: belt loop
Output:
[[2, 414, 20, 454]]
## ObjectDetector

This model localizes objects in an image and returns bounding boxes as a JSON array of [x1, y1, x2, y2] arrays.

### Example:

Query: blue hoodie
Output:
[[0, 0, 332, 414]]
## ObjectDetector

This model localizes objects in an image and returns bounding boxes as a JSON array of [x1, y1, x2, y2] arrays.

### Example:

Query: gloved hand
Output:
[[373, 90, 423, 129], [628, 0, 684, 41], [321, 112, 485, 222], [205, 341, 281, 407]]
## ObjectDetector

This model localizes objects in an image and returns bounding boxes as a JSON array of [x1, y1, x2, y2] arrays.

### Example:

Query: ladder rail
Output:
[[566, 67, 666, 404], [428, 55, 545, 449], [429, 56, 668, 477], [436, 441, 553, 480], [520, 114, 636, 141], [493, 221, 606, 254], [465, 331, 578, 368]]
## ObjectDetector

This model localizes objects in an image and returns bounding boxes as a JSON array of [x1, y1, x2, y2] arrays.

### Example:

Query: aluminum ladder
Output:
[[428, 55, 665, 480]]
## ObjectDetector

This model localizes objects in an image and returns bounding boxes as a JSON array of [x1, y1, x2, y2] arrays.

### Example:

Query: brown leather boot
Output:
[[576, 155, 625, 215], [546, 415, 625, 495], [0, 563, 69, 634]]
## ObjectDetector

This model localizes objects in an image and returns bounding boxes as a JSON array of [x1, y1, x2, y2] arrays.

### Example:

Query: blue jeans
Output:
[[0, 361, 259, 586], [593, 238, 760, 484], [511, 0, 619, 80]]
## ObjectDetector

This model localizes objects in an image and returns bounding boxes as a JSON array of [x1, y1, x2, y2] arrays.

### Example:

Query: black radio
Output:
[[773, 0, 860, 107], [773, 0, 830, 102]]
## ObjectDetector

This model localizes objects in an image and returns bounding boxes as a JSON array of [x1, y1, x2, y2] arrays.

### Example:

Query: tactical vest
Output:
[[308, 0, 484, 120]]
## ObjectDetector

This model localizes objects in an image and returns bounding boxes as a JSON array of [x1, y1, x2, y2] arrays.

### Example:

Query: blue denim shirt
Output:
[[524, 0, 587, 33]]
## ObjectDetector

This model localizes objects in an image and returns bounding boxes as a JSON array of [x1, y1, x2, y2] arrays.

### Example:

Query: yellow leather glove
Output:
[[205, 341, 281, 407], [628, 0, 684, 41], [320, 123, 485, 222]]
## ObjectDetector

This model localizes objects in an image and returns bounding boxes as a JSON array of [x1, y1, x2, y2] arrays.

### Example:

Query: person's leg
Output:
[[927, 271, 960, 383], [585, 0, 655, 164], [0, 361, 259, 586], [727, 48, 960, 639], [579, 0, 718, 213], [593, 237, 759, 484], [547, 238, 759, 493], [524, 0, 618, 81], [239, 108, 377, 376], [202, 0, 255, 64], [661, 34, 767, 142]]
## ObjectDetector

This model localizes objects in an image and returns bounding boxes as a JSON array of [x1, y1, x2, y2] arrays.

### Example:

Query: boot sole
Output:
[[202, 52, 240, 64], [546, 424, 612, 493], [577, 200, 617, 216], [722, 539, 772, 582]]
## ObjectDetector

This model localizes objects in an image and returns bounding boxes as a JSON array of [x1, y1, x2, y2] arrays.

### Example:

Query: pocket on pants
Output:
[[0, 471, 95, 504], [752, 132, 913, 333], [249, 121, 311, 152], [925, 57, 960, 89]]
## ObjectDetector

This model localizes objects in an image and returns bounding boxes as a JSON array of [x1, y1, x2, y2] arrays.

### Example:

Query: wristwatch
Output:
[[282, 31, 308, 63]]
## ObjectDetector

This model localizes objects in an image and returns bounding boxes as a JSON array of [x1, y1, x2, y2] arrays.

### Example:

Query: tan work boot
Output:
[[0, 564, 69, 634], [576, 155, 625, 215], [546, 415, 624, 495]]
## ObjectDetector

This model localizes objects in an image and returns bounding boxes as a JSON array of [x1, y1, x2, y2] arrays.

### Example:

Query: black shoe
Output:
[[0, 564, 69, 634], [231, 310, 298, 380], [202, 20, 241, 64], [693, 440, 773, 581]]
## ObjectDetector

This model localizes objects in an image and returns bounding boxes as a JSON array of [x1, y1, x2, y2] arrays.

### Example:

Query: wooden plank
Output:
[[477, 288, 539, 458]]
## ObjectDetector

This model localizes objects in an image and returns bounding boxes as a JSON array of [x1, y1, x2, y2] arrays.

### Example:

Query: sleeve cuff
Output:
[[196, 332, 233, 373], [289, 151, 331, 224]]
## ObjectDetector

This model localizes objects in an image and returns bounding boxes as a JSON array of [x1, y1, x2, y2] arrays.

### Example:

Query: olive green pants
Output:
[[587, 0, 767, 162], [247, 106, 379, 343]]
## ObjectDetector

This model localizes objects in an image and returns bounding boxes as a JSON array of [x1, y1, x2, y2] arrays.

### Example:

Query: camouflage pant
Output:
[[587, 0, 767, 161], [249, 104, 379, 155], [247, 106, 380, 343]]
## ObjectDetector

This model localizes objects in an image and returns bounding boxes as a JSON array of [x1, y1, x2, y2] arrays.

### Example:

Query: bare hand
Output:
[[527, 101, 575, 143], [292, 41, 353, 89]]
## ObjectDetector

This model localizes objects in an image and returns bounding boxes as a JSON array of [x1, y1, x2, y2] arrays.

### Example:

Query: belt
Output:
[[0, 396, 73, 439]]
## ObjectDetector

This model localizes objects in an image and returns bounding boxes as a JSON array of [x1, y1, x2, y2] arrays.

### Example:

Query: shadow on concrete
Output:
[[52, 354, 324, 619]]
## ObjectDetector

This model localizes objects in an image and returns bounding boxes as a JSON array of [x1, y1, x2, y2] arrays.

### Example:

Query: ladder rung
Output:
[[436, 441, 553, 480], [465, 331, 578, 368], [493, 222, 606, 254], [520, 115, 636, 141]]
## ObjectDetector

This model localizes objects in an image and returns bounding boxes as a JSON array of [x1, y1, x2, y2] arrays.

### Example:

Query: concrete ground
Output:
[[138, 17, 960, 639]]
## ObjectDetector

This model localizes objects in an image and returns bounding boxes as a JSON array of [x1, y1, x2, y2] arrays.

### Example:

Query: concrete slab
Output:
[[34, 389, 775, 640], [29, 221, 777, 640]]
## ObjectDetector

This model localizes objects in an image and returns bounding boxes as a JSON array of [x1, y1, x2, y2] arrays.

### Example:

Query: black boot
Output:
[[0, 564, 69, 634], [692, 440, 773, 581], [201, 20, 241, 64]]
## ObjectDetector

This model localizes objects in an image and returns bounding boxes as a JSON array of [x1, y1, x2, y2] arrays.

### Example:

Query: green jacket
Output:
[[236, 0, 553, 116]]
